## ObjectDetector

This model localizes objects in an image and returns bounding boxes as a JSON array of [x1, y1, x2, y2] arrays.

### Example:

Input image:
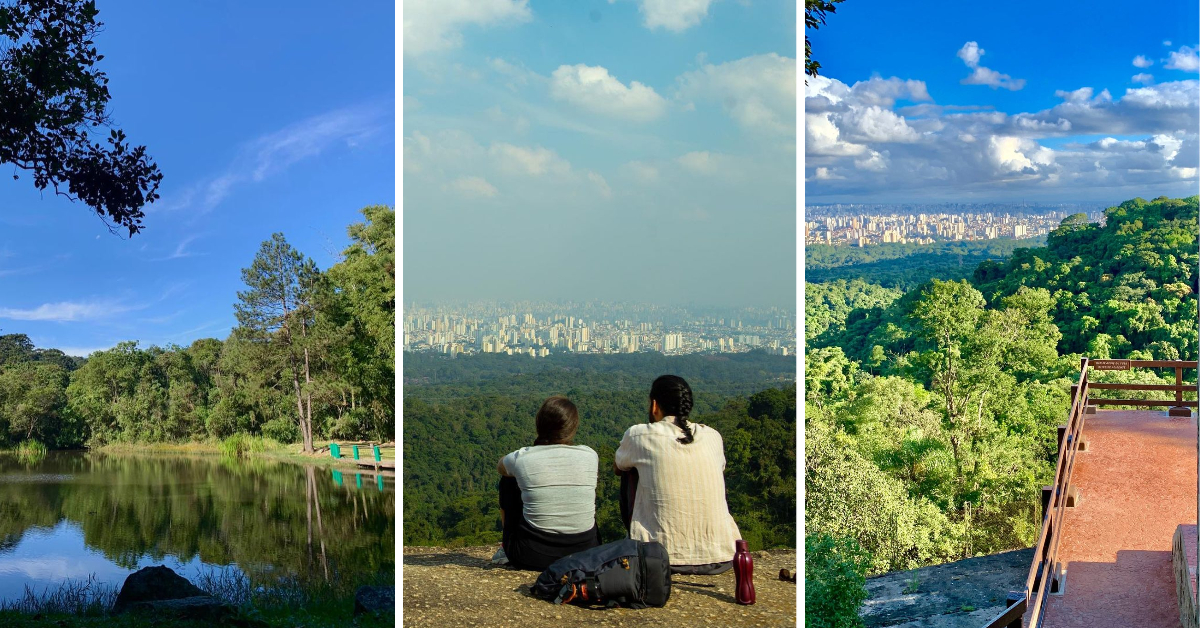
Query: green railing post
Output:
[[353, 445, 360, 460], [329, 443, 341, 459], [373, 445, 381, 462]]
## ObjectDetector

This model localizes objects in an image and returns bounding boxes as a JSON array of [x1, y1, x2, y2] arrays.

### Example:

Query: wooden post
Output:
[[1170, 366, 1191, 416]]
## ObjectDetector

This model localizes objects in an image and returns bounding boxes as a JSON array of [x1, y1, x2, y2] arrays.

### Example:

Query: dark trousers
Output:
[[499, 477, 601, 572]]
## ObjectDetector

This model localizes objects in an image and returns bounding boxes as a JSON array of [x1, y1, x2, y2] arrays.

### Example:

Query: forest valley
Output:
[[804, 196, 1199, 626], [402, 350, 797, 552]]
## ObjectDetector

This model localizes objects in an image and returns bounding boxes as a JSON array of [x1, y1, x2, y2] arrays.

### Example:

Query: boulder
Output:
[[354, 585, 395, 616], [112, 565, 210, 613]]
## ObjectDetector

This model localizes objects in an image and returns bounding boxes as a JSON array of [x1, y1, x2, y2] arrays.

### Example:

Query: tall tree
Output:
[[234, 234, 321, 452], [0, 0, 162, 234]]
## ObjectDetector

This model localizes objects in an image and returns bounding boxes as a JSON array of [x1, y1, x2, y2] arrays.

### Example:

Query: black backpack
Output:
[[531, 539, 671, 609]]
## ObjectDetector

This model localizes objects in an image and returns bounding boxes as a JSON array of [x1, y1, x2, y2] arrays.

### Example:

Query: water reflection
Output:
[[0, 452, 394, 602]]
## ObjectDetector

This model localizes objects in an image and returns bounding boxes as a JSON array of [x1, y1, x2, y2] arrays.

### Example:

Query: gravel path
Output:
[[403, 545, 798, 627]]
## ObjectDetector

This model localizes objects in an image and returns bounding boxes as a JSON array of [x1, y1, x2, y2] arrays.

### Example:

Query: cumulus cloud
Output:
[[1164, 45, 1200, 71], [489, 143, 571, 176], [1133, 55, 1154, 68], [637, 0, 716, 32], [677, 151, 722, 173], [549, 64, 667, 122], [404, 0, 531, 55], [805, 72, 1199, 200], [1132, 73, 1154, 85], [957, 41, 1025, 90], [676, 53, 796, 133], [447, 176, 499, 198]]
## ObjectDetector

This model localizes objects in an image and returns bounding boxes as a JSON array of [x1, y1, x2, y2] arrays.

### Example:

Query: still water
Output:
[[0, 452, 394, 602]]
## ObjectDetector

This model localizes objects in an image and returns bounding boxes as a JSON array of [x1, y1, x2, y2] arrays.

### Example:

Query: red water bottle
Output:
[[733, 539, 755, 605]]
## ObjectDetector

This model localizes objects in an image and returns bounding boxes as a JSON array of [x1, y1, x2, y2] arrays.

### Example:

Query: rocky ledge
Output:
[[403, 545, 797, 627]]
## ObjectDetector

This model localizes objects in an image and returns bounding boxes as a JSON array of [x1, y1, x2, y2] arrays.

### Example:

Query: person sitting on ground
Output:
[[614, 374, 741, 575], [495, 395, 601, 571]]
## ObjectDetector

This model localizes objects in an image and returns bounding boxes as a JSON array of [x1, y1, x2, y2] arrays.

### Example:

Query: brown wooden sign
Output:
[[1091, 359, 1130, 371]]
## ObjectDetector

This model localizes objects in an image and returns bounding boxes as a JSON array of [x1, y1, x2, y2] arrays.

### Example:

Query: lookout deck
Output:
[[1038, 409, 1196, 628], [983, 359, 1198, 628]]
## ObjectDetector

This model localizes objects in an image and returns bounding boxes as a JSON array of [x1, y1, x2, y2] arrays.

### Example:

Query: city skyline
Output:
[[402, 0, 797, 309]]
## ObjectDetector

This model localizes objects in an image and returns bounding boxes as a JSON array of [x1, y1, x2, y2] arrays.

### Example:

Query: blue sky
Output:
[[402, 0, 797, 309], [0, 2, 394, 357], [805, 0, 1200, 203]]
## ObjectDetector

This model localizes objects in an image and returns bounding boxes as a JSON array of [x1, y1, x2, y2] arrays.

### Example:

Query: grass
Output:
[[0, 568, 394, 628], [94, 439, 380, 471], [12, 440, 47, 464]]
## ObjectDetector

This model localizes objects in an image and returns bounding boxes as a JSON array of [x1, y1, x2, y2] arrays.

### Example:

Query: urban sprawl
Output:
[[403, 302, 796, 358], [805, 203, 1108, 247]]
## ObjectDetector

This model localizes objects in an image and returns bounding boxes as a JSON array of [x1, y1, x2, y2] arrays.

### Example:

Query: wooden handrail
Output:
[[990, 358, 1196, 628]]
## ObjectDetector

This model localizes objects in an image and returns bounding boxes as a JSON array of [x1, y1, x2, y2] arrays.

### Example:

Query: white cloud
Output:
[[447, 176, 499, 198], [813, 167, 845, 180], [1164, 45, 1200, 71], [957, 41, 1025, 90], [403, 0, 531, 55], [1133, 55, 1154, 68], [805, 72, 1199, 201], [838, 106, 919, 143], [587, 172, 612, 198], [624, 161, 660, 182], [676, 53, 796, 133], [677, 151, 726, 174], [957, 41, 984, 67], [549, 64, 667, 122], [0, 299, 135, 322], [159, 104, 388, 215], [489, 143, 571, 176], [637, 0, 716, 32], [1165, 40, 1173, 47], [1132, 73, 1154, 85]]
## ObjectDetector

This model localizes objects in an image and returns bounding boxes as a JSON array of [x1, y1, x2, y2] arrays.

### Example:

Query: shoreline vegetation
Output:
[[0, 207, 396, 624], [0, 567, 393, 628]]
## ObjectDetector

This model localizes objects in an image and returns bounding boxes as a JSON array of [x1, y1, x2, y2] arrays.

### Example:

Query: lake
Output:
[[0, 451, 394, 604]]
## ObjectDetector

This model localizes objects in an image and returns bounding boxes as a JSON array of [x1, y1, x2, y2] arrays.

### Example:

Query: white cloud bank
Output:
[[403, 0, 531, 55], [805, 72, 1200, 199], [676, 53, 796, 133], [636, 0, 717, 32]]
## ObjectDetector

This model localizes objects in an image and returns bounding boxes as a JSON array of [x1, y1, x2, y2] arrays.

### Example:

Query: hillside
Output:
[[403, 352, 797, 551], [803, 196, 1200, 624], [402, 545, 797, 627]]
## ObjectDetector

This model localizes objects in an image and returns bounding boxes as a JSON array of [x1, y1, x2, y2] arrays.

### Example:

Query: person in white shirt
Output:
[[496, 396, 600, 571], [614, 375, 742, 575]]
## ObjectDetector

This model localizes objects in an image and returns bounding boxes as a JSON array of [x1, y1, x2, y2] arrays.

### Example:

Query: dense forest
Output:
[[804, 197, 1199, 621], [0, 206, 395, 451], [805, 238, 1043, 290], [403, 351, 797, 551]]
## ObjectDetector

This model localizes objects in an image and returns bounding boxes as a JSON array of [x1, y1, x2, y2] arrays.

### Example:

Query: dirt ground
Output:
[[402, 545, 798, 627]]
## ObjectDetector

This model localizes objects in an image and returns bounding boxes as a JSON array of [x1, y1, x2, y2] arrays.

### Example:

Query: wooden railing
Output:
[[982, 358, 1197, 628]]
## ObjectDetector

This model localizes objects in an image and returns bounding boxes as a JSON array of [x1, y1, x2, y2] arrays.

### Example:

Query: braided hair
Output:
[[650, 375, 694, 444]]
